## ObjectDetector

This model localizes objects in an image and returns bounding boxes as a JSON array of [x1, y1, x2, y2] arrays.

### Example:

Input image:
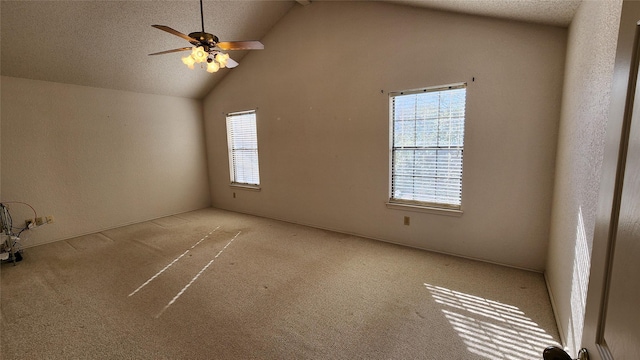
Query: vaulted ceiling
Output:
[[1, 0, 581, 99]]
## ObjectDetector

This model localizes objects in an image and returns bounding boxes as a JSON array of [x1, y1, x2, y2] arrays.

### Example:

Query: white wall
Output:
[[204, 2, 566, 271], [545, 0, 622, 355], [1, 76, 211, 247]]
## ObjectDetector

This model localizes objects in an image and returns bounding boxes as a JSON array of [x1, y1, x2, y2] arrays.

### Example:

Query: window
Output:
[[226, 110, 260, 187], [390, 84, 466, 210]]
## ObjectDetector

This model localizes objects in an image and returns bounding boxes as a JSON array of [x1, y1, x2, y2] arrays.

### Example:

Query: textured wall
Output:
[[545, 0, 623, 355], [0, 78, 2, 200], [1, 76, 211, 247], [204, 2, 566, 270]]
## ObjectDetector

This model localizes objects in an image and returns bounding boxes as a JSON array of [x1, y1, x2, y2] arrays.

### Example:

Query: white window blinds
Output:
[[390, 84, 466, 209], [226, 110, 260, 186]]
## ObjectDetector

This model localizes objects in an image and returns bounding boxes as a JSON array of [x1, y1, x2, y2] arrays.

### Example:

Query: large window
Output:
[[226, 110, 260, 187], [390, 84, 466, 209]]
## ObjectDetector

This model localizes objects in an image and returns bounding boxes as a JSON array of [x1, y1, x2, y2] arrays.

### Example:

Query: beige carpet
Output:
[[1, 208, 560, 359]]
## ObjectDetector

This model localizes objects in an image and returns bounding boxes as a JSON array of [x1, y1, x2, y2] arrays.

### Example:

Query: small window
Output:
[[226, 110, 260, 187], [390, 84, 466, 209]]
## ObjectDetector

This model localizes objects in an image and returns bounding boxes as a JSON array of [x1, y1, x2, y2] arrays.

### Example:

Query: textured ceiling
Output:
[[1, 1, 581, 99], [386, 0, 581, 27]]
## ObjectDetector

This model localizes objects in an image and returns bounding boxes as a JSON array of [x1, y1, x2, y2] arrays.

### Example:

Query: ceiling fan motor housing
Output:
[[189, 32, 219, 48]]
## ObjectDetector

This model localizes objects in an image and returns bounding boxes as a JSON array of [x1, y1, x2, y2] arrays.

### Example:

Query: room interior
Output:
[[0, 0, 630, 358]]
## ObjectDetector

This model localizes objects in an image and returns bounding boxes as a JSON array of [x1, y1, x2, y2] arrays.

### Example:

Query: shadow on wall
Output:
[[425, 284, 560, 359]]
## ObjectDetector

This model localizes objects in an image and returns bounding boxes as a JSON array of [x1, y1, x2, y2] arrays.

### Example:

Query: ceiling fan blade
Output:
[[217, 41, 264, 51], [149, 47, 192, 56], [152, 25, 197, 44], [226, 57, 239, 68]]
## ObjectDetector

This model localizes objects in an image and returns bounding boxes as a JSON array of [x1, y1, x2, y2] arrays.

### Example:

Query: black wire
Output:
[[1, 203, 34, 239], [7, 209, 12, 235], [17, 227, 28, 237]]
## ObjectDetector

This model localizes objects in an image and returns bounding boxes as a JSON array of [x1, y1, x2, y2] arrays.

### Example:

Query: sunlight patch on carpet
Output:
[[155, 231, 241, 318], [425, 284, 559, 359], [128, 226, 220, 297]]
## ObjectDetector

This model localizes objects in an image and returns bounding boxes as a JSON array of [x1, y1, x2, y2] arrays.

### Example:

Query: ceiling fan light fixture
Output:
[[191, 46, 208, 63], [216, 53, 230, 68], [181, 55, 196, 69], [206, 61, 220, 73], [150, 0, 263, 74]]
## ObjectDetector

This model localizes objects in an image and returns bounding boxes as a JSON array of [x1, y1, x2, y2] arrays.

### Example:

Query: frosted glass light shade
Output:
[[192, 46, 208, 63], [181, 55, 196, 69], [207, 61, 220, 73], [216, 53, 230, 68]]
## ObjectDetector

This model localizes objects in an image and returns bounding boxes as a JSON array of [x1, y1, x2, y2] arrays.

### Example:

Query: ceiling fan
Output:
[[149, 0, 264, 73]]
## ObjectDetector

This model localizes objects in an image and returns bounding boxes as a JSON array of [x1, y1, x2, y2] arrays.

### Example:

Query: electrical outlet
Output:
[[404, 216, 410, 226], [35, 217, 44, 226], [25, 219, 35, 229], [46, 215, 54, 224], [233, 192, 236, 198]]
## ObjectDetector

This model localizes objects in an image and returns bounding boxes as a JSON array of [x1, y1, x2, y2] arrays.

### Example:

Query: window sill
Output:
[[230, 183, 261, 191], [385, 202, 463, 217]]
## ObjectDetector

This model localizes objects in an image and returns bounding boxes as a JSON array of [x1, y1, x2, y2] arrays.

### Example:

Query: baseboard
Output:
[[19, 205, 212, 249], [544, 271, 568, 348], [213, 205, 544, 274], [20, 204, 546, 275]]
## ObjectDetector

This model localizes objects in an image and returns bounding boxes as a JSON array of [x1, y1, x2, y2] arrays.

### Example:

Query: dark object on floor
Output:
[[1, 250, 22, 264], [543, 346, 590, 360], [543, 346, 573, 360]]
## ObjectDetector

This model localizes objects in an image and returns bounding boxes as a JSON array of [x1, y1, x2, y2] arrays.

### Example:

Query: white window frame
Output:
[[226, 110, 260, 188], [388, 83, 467, 213]]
